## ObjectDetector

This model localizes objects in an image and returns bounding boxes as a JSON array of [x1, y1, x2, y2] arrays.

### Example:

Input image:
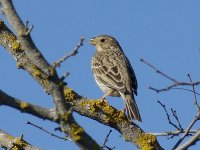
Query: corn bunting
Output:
[[89, 35, 141, 122]]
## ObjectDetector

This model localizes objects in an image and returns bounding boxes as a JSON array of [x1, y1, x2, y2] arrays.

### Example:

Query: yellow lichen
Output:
[[63, 86, 80, 101], [20, 102, 29, 110], [80, 100, 127, 123], [12, 40, 22, 51], [12, 137, 28, 150], [32, 65, 41, 77], [70, 123, 84, 141], [41, 79, 49, 90], [137, 133, 157, 150], [60, 111, 71, 123], [59, 112, 84, 141], [31, 65, 50, 91], [1, 33, 22, 52]]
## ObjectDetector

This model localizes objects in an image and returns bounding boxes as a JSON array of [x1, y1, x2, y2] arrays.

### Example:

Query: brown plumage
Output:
[[88, 35, 142, 122]]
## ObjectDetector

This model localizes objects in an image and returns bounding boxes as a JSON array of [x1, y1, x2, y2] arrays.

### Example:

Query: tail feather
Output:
[[119, 92, 142, 122]]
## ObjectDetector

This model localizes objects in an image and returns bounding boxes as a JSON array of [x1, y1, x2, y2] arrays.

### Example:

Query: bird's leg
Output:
[[101, 94, 109, 103], [121, 107, 126, 114], [101, 90, 113, 103]]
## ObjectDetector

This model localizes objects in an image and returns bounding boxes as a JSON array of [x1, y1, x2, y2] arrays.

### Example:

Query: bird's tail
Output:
[[119, 92, 142, 122]]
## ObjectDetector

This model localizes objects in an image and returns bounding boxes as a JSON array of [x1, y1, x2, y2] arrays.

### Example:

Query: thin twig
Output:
[[103, 130, 112, 146], [26, 121, 69, 141], [188, 74, 200, 111], [21, 20, 33, 36], [176, 129, 200, 150], [171, 108, 183, 131], [149, 81, 200, 94], [141, 59, 200, 93], [140, 58, 178, 82], [173, 113, 200, 149], [101, 130, 115, 150], [60, 72, 70, 81], [148, 129, 197, 137], [171, 87, 200, 96], [53, 37, 85, 68], [157, 100, 179, 130]]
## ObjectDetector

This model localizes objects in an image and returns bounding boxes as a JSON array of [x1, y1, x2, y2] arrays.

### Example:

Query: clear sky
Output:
[[1, 1, 200, 149]]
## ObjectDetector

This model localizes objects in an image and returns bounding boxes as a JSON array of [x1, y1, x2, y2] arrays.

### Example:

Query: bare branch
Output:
[[173, 113, 200, 149], [140, 58, 178, 82], [53, 37, 85, 68], [148, 130, 197, 137], [176, 129, 200, 150], [0, 90, 58, 121], [103, 130, 112, 146], [171, 108, 183, 131], [188, 74, 200, 111], [141, 59, 200, 93], [26, 121, 68, 141], [149, 82, 200, 93], [168, 87, 200, 96], [101, 130, 115, 150], [157, 100, 180, 130]]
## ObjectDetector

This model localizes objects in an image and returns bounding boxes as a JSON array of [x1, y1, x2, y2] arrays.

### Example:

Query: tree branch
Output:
[[70, 98, 163, 149], [0, 17, 100, 150], [26, 121, 68, 141], [188, 74, 200, 111], [0, 129, 41, 150], [173, 113, 200, 149], [0, 88, 164, 149], [148, 130, 197, 137], [101, 130, 115, 150], [0, 90, 57, 121], [0, 0, 50, 74], [53, 37, 85, 68], [157, 100, 180, 130], [176, 129, 200, 150], [140, 58, 178, 83], [141, 58, 200, 93]]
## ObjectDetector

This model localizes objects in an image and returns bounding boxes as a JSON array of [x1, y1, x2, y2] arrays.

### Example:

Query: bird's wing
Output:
[[92, 51, 130, 93], [126, 58, 138, 95]]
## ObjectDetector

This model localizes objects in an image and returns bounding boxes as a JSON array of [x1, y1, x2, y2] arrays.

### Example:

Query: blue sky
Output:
[[1, 1, 200, 149]]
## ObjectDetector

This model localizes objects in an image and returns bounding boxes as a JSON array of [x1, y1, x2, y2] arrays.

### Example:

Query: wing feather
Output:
[[126, 58, 138, 95], [92, 51, 131, 93]]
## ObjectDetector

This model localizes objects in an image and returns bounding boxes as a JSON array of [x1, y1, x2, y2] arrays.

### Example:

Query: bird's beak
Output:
[[88, 38, 95, 45]]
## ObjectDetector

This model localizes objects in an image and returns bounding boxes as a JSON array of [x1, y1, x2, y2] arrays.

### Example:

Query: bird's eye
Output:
[[100, 38, 105, 42]]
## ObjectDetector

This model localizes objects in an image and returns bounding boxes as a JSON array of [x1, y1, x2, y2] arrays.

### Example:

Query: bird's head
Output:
[[88, 35, 121, 52]]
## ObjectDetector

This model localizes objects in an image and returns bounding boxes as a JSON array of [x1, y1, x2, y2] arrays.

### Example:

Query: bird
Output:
[[88, 35, 142, 122]]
